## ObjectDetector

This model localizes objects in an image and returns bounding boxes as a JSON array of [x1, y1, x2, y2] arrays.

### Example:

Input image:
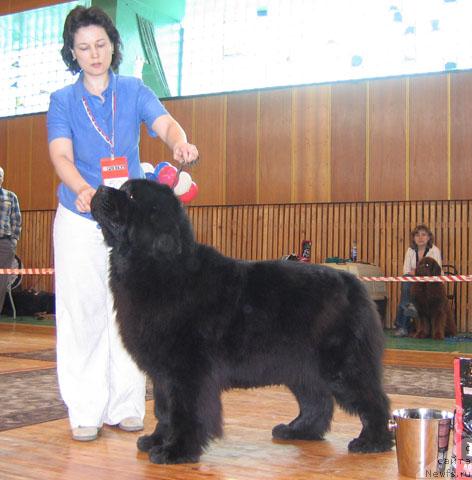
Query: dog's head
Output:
[[91, 179, 194, 259], [416, 256, 442, 276]]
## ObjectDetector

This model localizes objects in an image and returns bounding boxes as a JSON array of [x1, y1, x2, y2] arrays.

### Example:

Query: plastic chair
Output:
[[442, 264, 458, 327], [6, 255, 22, 319]]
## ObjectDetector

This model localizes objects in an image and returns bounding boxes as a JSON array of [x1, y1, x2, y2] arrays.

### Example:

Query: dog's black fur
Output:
[[91, 179, 393, 464]]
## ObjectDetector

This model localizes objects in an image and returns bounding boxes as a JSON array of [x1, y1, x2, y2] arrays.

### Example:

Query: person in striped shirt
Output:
[[0, 166, 22, 313]]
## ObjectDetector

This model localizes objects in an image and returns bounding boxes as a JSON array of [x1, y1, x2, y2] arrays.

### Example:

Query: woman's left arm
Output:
[[151, 114, 199, 164], [431, 246, 443, 269]]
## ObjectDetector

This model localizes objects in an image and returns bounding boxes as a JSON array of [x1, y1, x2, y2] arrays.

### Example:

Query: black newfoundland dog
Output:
[[91, 179, 393, 464]]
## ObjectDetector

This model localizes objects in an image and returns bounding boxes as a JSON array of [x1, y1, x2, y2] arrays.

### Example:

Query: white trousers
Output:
[[54, 204, 146, 428]]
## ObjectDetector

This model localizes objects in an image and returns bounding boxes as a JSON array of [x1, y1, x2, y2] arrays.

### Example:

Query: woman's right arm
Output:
[[49, 137, 96, 213]]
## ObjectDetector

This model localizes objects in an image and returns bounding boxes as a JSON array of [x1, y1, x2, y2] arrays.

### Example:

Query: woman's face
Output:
[[72, 25, 113, 78], [414, 229, 430, 248]]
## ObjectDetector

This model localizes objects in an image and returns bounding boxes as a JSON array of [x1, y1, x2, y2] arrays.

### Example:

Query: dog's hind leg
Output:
[[330, 371, 393, 453], [272, 382, 334, 441]]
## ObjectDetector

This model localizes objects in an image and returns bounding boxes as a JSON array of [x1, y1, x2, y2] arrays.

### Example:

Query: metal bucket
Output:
[[390, 408, 454, 478]]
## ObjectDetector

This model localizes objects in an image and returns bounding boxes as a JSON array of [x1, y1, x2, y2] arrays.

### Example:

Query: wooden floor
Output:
[[0, 323, 459, 480]]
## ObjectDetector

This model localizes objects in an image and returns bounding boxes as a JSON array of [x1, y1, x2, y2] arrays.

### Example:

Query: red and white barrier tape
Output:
[[0, 268, 54, 275], [0, 268, 471, 283], [360, 274, 472, 283]]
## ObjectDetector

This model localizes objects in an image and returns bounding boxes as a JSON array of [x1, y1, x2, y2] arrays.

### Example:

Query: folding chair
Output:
[[6, 255, 22, 319]]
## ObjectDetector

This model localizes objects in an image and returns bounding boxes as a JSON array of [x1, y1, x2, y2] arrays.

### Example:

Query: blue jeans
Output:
[[395, 277, 414, 332]]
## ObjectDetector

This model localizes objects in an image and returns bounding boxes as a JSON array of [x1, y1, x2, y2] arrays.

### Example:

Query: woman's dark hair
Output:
[[410, 224, 434, 249], [61, 6, 123, 74]]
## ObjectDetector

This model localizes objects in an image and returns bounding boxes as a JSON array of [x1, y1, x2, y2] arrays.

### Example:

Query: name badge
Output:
[[101, 156, 129, 189]]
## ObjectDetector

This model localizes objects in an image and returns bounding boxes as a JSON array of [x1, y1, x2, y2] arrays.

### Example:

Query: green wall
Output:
[[93, 0, 185, 95]]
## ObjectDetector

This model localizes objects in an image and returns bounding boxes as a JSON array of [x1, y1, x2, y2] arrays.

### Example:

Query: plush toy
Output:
[[153, 162, 199, 204]]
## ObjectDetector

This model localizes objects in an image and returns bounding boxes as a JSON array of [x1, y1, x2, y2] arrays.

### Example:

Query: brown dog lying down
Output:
[[411, 257, 456, 340]]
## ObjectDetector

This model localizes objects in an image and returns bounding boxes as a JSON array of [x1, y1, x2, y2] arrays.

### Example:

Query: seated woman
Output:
[[394, 224, 442, 337]]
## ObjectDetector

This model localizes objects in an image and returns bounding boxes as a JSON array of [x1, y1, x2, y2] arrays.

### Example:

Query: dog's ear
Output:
[[431, 259, 442, 276]]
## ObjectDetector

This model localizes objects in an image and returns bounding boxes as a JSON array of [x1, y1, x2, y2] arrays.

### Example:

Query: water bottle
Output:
[[351, 241, 358, 262]]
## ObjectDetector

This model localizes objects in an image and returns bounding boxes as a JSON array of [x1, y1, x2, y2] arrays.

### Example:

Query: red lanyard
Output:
[[82, 91, 116, 159]]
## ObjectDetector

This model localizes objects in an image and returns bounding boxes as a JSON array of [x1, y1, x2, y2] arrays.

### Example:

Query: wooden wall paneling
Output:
[[253, 205, 260, 259], [275, 204, 282, 259], [292, 204, 300, 255], [435, 201, 445, 257], [293, 85, 331, 202], [326, 203, 333, 258], [265, 204, 274, 259], [343, 204, 351, 261], [160, 97, 194, 166], [457, 202, 467, 331], [241, 205, 250, 258], [236, 206, 244, 259], [314, 204, 322, 263], [258, 90, 292, 204], [369, 78, 406, 200], [332, 204, 340, 257], [16, 210, 54, 292], [409, 75, 448, 200], [374, 202, 381, 267], [299, 204, 307, 258], [277, 205, 286, 259], [193, 96, 226, 205], [224, 206, 232, 257], [439, 201, 449, 265], [269, 205, 277, 259], [139, 123, 165, 166], [285, 205, 294, 257], [202, 206, 210, 246], [353, 203, 360, 261], [364, 203, 373, 264], [390, 201, 398, 276], [449, 202, 456, 271], [288, 204, 295, 257], [217, 206, 225, 255], [450, 72, 472, 199], [225, 92, 258, 205], [216, 206, 223, 254], [6, 117, 32, 209], [331, 82, 367, 202], [31, 115, 56, 210], [234, 206, 243, 259], [247, 205, 255, 259], [385, 202, 392, 275], [228, 205, 236, 258]]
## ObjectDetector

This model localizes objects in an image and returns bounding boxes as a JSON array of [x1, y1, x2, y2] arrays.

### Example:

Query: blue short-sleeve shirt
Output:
[[47, 70, 168, 219]]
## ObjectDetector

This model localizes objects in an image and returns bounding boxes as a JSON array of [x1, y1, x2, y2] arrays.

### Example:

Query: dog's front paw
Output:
[[137, 433, 162, 452], [348, 433, 394, 453], [272, 423, 324, 441], [148, 445, 200, 464]]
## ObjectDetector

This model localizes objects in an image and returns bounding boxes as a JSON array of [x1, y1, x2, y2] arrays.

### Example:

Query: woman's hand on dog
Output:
[[75, 184, 97, 213]]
